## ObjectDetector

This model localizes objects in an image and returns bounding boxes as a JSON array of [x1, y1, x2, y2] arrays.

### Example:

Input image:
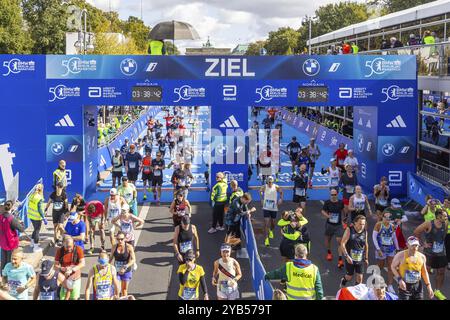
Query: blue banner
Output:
[[97, 146, 112, 172], [407, 172, 449, 206]]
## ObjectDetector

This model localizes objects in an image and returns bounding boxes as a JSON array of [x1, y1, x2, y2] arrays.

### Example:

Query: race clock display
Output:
[[298, 86, 329, 102], [131, 86, 162, 102]]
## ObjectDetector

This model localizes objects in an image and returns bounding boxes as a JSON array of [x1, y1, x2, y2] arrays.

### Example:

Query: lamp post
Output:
[[302, 15, 317, 55], [74, 9, 95, 54]]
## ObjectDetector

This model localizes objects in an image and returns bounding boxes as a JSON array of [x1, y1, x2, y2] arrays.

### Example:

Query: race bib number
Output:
[[295, 188, 306, 197], [350, 249, 363, 262], [115, 260, 127, 271], [355, 202, 365, 211], [338, 159, 344, 165], [378, 199, 388, 206], [219, 280, 235, 294], [143, 167, 151, 174], [154, 170, 161, 177], [124, 193, 133, 202], [54, 202, 63, 210], [182, 287, 197, 300], [129, 162, 136, 169], [264, 199, 276, 210], [345, 185, 355, 194], [291, 147, 299, 153], [8, 280, 21, 296], [108, 208, 119, 219], [40, 292, 55, 300], [432, 241, 444, 254], [96, 282, 111, 300], [178, 179, 186, 187], [331, 177, 339, 186], [381, 236, 393, 246], [329, 212, 340, 224], [404, 270, 420, 284], [180, 241, 193, 253], [121, 222, 132, 234]]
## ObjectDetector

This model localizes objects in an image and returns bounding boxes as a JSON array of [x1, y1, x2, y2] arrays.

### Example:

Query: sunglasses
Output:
[[331, 193, 338, 196], [117, 238, 125, 241]]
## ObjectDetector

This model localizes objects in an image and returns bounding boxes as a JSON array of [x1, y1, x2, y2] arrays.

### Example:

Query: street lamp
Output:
[[74, 9, 95, 54], [302, 15, 318, 55]]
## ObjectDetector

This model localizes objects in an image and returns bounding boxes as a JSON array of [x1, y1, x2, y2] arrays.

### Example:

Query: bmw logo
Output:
[[51, 143, 64, 155], [302, 59, 320, 76], [382, 143, 395, 156], [410, 180, 415, 193], [357, 134, 364, 152], [120, 58, 138, 76]]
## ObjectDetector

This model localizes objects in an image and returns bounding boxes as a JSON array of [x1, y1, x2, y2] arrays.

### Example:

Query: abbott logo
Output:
[[386, 115, 407, 128], [88, 87, 102, 98], [388, 171, 402, 186], [223, 85, 237, 101], [339, 87, 352, 98]]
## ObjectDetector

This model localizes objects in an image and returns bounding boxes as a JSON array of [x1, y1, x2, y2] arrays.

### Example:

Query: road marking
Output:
[[134, 205, 150, 246]]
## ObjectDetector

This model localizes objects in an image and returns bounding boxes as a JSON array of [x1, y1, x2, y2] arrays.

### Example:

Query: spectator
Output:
[[381, 39, 390, 50], [407, 33, 419, 46], [390, 37, 403, 48], [0, 201, 24, 273], [351, 42, 359, 54], [342, 42, 352, 54], [422, 30, 435, 45]]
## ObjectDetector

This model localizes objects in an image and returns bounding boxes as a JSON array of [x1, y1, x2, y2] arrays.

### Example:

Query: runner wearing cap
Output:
[[307, 138, 321, 187], [372, 211, 400, 293], [104, 188, 127, 246], [373, 177, 390, 221], [109, 231, 136, 297], [260, 176, 283, 247], [117, 176, 138, 216], [111, 149, 124, 188], [287, 137, 301, 173], [291, 164, 308, 211], [177, 249, 209, 300], [85, 251, 120, 300], [384, 198, 408, 250], [414, 209, 448, 300], [173, 215, 200, 264], [391, 236, 433, 300], [125, 144, 142, 184], [321, 158, 341, 191], [33, 260, 66, 300], [84, 200, 106, 254], [111, 203, 144, 248], [212, 244, 242, 300]]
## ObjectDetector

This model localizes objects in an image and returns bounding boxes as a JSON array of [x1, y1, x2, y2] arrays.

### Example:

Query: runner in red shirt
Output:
[[84, 200, 105, 254], [267, 108, 277, 125], [164, 114, 174, 131], [141, 151, 152, 201], [334, 143, 348, 172]]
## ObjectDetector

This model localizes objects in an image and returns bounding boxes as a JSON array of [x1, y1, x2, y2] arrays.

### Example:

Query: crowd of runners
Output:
[[0, 106, 449, 301]]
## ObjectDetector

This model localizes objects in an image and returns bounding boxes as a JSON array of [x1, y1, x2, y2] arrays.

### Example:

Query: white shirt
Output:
[[344, 156, 359, 170]]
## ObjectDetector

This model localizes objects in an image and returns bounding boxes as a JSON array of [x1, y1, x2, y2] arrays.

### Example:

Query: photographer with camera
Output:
[[278, 208, 310, 263]]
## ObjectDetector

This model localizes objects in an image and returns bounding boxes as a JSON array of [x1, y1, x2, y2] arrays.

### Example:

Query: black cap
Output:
[[121, 176, 128, 181], [181, 215, 190, 225], [40, 260, 54, 276], [56, 181, 64, 188], [184, 249, 195, 261]]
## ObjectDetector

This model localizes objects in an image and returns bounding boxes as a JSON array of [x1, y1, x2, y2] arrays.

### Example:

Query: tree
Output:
[[92, 32, 142, 55], [265, 27, 299, 55], [0, 0, 33, 53], [123, 16, 150, 52], [368, 0, 435, 14], [245, 40, 267, 55]]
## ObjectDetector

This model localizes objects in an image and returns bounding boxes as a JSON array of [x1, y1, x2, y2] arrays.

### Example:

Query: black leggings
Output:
[[1, 249, 13, 272], [31, 219, 42, 243], [212, 203, 226, 228]]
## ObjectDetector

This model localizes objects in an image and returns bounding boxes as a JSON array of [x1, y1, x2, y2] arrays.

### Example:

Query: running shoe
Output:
[[208, 227, 217, 234], [337, 259, 344, 269], [434, 290, 447, 300], [264, 237, 270, 247], [326, 252, 333, 261], [268, 230, 274, 239], [88, 248, 94, 255], [217, 226, 225, 231]]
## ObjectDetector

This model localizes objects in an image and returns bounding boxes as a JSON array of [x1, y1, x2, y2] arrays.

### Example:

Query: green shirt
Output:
[[383, 207, 404, 221]]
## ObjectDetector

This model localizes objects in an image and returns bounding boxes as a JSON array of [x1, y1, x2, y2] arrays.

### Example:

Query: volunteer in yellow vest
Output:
[[85, 251, 120, 300], [421, 197, 441, 222], [148, 39, 167, 55], [443, 197, 450, 269], [53, 160, 67, 191], [177, 249, 209, 300], [27, 183, 47, 253], [265, 244, 323, 300], [229, 179, 243, 204], [209, 172, 228, 234], [391, 236, 433, 300], [422, 30, 435, 45], [351, 42, 359, 54]]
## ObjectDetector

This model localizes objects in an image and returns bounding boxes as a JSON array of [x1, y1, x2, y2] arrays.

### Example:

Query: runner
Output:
[[170, 191, 192, 227], [259, 176, 284, 247], [157, 136, 167, 159], [372, 211, 400, 293], [209, 172, 228, 234], [177, 249, 209, 300], [443, 197, 450, 269], [391, 236, 434, 300], [291, 164, 308, 211], [70, 194, 87, 245], [173, 215, 200, 264], [125, 144, 142, 184], [54, 236, 85, 300], [109, 231, 136, 297], [85, 251, 120, 300], [166, 129, 176, 158], [322, 189, 345, 268], [414, 209, 448, 300], [212, 243, 242, 300], [111, 149, 124, 188], [84, 200, 106, 254], [111, 204, 144, 248], [154, 119, 163, 141], [117, 176, 138, 216], [339, 165, 358, 223], [33, 260, 65, 300], [307, 138, 321, 187], [104, 188, 127, 246], [348, 185, 373, 223], [45, 181, 68, 246], [334, 143, 348, 172], [297, 147, 310, 173], [321, 158, 341, 191], [286, 136, 301, 173], [224, 193, 256, 251], [257, 146, 272, 183], [373, 177, 390, 221], [340, 215, 369, 287], [1, 248, 35, 300], [278, 209, 310, 262], [141, 150, 152, 201], [384, 198, 408, 250], [151, 152, 165, 205], [343, 149, 359, 173]]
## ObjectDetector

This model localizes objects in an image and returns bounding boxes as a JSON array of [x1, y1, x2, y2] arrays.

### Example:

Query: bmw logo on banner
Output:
[[120, 58, 138, 76], [302, 59, 320, 76]]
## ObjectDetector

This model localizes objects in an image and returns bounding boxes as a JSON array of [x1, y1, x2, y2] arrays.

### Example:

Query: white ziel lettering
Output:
[[204, 58, 255, 77]]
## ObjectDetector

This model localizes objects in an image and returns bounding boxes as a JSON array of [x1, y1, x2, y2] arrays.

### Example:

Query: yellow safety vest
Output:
[[53, 169, 67, 188], [351, 45, 359, 54], [285, 262, 318, 300], [229, 188, 243, 204], [423, 36, 435, 45], [27, 193, 43, 221], [444, 207, 450, 234], [93, 265, 114, 300], [149, 40, 164, 55], [211, 181, 228, 203], [424, 205, 441, 222]]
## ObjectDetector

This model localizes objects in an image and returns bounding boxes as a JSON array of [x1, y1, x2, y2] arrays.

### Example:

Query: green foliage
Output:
[[265, 27, 299, 55], [123, 16, 151, 52], [245, 40, 267, 55], [368, 0, 435, 14], [164, 41, 180, 55], [0, 0, 32, 53]]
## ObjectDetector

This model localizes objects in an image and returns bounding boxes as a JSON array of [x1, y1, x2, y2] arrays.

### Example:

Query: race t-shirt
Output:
[[152, 159, 165, 177], [323, 200, 344, 225], [2, 262, 35, 300], [125, 152, 142, 172], [50, 192, 67, 214]]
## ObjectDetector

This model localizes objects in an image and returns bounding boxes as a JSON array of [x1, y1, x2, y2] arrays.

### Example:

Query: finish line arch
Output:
[[0, 55, 417, 200]]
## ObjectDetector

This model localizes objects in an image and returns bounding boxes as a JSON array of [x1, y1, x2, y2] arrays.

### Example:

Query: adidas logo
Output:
[[386, 115, 406, 128], [219, 115, 240, 128], [55, 114, 75, 127], [100, 155, 107, 166]]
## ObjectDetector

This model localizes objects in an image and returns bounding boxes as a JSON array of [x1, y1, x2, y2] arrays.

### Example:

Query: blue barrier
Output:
[[407, 172, 449, 206], [241, 216, 274, 300]]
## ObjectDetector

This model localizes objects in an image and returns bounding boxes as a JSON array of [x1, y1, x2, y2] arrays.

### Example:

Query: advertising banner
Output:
[[407, 172, 449, 206]]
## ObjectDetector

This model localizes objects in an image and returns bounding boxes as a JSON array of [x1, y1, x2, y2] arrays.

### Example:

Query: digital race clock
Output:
[[131, 86, 162, 102], [298, 86, 329, 102]]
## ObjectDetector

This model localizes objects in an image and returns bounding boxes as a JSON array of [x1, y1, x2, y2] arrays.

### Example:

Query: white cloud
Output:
[[87, 0, 362, 52]]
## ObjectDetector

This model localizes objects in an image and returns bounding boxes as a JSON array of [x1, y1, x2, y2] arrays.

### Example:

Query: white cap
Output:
[[110, 188, 117, 195], [121, 203, 130, 212], [407, 236, 420, 247]]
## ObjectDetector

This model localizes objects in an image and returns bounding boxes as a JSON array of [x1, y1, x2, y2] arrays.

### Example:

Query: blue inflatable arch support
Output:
[[0, 55, 417, 199]]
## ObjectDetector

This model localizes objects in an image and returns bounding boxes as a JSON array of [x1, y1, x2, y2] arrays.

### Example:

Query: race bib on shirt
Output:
[[121, 222, 132, 234], [345, 185, 355, 194], [53, 202, 63, 210], [115, 260, 127, 270], [405, 270, 420, 284], [295, 188, 306, 197], [182, 287, 196, 300], [350, 249, 363, 262], [378, 199, 388, 206], [264, 199, 276, 210], [330, 177, 339, 186], [154, 170, 161, 177], [108, 208, 119, 219], [432, 241, 444, 254], [40, 291, 55, 300], [338, 159, 344, 165], [8, 280, 21, 296], [219, 280, 235, 294], [381, 236, 393, 246], [180, 241, 193, 253], [329, 212, 340, 224], [96, 281, 112, 300]]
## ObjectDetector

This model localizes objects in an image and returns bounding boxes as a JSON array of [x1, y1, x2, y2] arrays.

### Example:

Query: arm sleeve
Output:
[[284, 231, 301, 241], [10, 217, 25, 233], [179, 270, 189, 285], [372, 230, 381, 251], [315, 269, 324, 300], [264, 265, 287, 281], [199, 275, 208, 296]]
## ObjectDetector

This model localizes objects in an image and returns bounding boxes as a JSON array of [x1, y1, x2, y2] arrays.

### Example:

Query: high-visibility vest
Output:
[[444, 207, 450, 234], [229, 187, 243, 204], [285, 262, 318, 300], [149, 40, 164, 55], [28, 193, 43, 221], [53, 169, 67, 188], [423, 36, 435, 45], [211, 181, 228, 203], [351, 45, 359, 54]]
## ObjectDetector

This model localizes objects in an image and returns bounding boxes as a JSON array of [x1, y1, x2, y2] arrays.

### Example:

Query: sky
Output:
[[86, 0, 367, 53]]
